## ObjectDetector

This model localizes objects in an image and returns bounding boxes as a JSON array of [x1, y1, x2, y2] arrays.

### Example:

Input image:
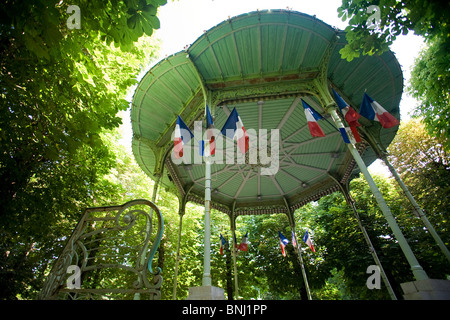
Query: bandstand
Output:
[[40, 9, 450, 301], [130, 9, 441, 300]]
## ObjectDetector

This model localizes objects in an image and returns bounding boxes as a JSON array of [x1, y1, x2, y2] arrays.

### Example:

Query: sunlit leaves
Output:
[[408, 38, 450, 147], [337, 0, 448, 61], [338, 0, 450, 152], [0, 0, 163, 299]]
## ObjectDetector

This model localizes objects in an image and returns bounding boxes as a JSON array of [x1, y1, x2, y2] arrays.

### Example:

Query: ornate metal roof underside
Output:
[[131, 10, 402, 216]]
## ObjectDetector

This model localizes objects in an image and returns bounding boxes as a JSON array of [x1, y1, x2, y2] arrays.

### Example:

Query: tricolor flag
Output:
[[303, 230, 315, 253], [332, 88, 362, 125], [200, 106, 216, 156], [301, 99, 325, 138], [332, 88, 362, 143], [338, 127, 351, 144], [359, 92, 400, 129], [238, 232, 248, 252], [278, 231, 289, 257], [174, 116, 194, 159], [291, 230, 297, 247], [221, 108, 249, 154], [219, 233, 227, 255]]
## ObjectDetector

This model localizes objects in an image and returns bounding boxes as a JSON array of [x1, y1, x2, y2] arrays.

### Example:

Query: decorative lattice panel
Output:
[[39, 199, 164, 300]]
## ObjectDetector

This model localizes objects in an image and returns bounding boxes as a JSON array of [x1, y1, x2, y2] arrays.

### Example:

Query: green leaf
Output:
[[142, 4, 157, 16], [147, 15, 160, 29], [127, 15, 138, 29], [141, 18, 155, 36], [148, 0, 167, 6]]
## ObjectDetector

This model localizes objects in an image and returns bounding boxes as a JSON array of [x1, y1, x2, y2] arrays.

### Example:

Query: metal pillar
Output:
[[172, 191, 190, 299], [330, 175, 397, 300], [172, 184, 193, 299], [202, 159, 212, 286], [284, 199, 312, 300], [292, 229, 312, 300], [362, 129, 450, 265], [134, 172, 162, 300], [327, 106, 429, 281], [230, 203, 239, 299]]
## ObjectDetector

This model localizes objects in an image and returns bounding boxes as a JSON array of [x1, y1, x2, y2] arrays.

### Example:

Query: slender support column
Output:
[[333, 177, 397, 300], [134, 172, 162, 300], [172, 200, 186, 300], [230, 203, 239, 299], [288, 210, 312, 300], [173, 184, 193, 299], [327, 107, 429, 281], [362, 130, 450, 265], [284, 199, 312, 300], [293, 230, 312, 300], [187, 158, 224, 299], [202, 159, 212, 286], [384, 157, 450, 264], [348, 198, 397, 299], [231, 229, 239, 299]]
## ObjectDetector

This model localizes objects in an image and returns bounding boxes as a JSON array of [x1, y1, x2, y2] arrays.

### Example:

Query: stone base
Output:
[[186, 286, 225, 300], [401, 279, 450, 300]]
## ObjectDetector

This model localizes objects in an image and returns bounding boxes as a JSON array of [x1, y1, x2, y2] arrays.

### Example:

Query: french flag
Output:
[[301, 99, 325, 138], [221, 107, 249, 154], [359, 92, 400, 129], [219, 233, 227, 255], [173, 115, 194, 159], [238, 232, 248, 252], [332, 88, 361, 125], [303, 230, 315, 253], [200, 106, 216, 157], [279, 231, 289, 257], [332, 88, 362, 143], [291, 230, 297, 247]]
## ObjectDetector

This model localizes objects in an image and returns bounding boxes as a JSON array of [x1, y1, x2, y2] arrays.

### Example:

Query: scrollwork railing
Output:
[[38, 199, 164, 300]]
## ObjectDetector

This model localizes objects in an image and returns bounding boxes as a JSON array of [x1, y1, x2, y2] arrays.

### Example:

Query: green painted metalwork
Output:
[[131, 9, 402, 215], [38, 199, 164, 300]]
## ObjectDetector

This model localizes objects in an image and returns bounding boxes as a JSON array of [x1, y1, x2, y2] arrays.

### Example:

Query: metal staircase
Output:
[[38, 199, 164, 300]]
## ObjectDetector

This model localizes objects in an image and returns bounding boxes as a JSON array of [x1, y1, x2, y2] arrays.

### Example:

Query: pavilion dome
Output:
[[131, 9, 402, 215]]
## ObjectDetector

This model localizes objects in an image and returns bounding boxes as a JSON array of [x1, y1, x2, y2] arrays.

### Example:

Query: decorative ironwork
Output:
[[38, 199, 164, 300]]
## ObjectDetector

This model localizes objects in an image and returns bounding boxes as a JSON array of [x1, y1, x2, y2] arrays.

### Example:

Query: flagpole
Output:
[[327, 106, 429, 281]]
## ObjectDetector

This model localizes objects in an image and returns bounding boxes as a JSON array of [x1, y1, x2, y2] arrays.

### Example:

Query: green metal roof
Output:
[[131, 9, 402, 215]]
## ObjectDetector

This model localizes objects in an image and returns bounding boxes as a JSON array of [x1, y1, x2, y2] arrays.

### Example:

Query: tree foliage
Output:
[[2, 1, 448, 301], [0, 0, 165, 299], [3, 125, 449, 299], [408, 38, 450, 148], [337, 0, 450, 144], [0, 0, 165, 213], [235, 214, 303, 300], [298, 173, 449, 299], [387, 119, 450, 272], [337, 0, 449, 61]]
